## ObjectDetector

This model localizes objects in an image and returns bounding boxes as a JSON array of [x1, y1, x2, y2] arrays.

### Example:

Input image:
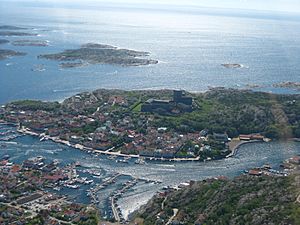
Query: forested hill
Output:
[[135, 169, 300, 225]]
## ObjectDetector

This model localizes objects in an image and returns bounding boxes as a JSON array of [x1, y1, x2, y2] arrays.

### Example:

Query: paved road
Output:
[[165, 208, 178, 225]]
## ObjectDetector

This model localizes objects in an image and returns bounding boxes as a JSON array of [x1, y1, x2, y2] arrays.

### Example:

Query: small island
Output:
[[12, 40, 49, 47], [0, 39, 9, 45], [0, 49, 26, 60], [245, 83, 264, 89], [273, 81, 300, 91], [222, 63, 243, 69], [38, 43, 158, 67], [0, 25, 37, 37]]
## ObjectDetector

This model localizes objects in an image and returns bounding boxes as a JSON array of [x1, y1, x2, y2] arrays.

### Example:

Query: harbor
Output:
[[16, 125, 204, 162], [1, 123, 300, 220]]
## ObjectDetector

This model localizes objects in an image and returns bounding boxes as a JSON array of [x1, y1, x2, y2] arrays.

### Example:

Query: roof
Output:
[[11, 165, 21, 173], [44, 174, 65, 181], [249, 169, 262, 176]]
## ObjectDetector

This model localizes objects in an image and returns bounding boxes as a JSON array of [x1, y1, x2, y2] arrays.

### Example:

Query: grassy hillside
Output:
[[151, 88, 300, 138]]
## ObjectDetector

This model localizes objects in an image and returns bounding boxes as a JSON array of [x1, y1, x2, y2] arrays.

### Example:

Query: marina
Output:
[[0, 127, 24, 141], [0, 1, 300, 223], [0, 123, 300, 219]]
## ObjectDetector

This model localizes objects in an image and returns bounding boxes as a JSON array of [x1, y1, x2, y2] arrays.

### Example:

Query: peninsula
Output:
[[1, 88, 299, 162], [38, 43, 158, 67]]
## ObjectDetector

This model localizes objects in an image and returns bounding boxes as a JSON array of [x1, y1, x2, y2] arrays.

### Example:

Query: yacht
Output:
[[116, 159, 129, 164], [135, 157, 146, 165], [108, 155, 117, 160]]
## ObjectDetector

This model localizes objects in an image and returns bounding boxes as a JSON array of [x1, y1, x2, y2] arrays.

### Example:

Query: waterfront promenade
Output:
[[16, 126, 203, 162], [13, 125, 274, 163]]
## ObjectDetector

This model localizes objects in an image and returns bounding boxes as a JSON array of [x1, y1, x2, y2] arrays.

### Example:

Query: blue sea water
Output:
[[0, 1, 300, 104], [1, 1, 300, 219]]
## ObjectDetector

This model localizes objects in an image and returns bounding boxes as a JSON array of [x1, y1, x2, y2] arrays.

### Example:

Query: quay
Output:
[[15, 126, 271, 163], [16, 127, 203, 162]]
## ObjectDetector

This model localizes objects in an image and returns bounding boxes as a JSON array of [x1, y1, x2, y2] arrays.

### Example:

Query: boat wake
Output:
[[157, 164, 175, 168], [148, 167, 176, 172]]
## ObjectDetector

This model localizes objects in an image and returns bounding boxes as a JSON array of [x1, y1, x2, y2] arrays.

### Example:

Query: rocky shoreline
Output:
[[221, 63, 244, 69], [12, 40, 49, 47], [0, 49, 26, 60], [273, 81, 300, 90], [38, 43, 158, 67]]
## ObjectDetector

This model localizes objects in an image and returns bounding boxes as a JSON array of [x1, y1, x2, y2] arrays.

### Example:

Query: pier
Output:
[[110, 179, 138, 222], [89, 173, 121, 204], [111, 197, 120, 222]]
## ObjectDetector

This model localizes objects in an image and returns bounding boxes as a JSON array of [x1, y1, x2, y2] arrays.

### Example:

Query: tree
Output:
[[264, 125, 280, 139]]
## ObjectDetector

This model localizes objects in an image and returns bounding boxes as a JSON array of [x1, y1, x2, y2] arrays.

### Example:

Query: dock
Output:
[[89, 173, 121, 204], [111, 197, 120, 222], [110, 179, 138, 222]]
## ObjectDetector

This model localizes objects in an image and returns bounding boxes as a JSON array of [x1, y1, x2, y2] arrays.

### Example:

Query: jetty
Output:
[[111, 197, 120, 222], [110, 179, 138, 222], [227, 139, 262, 158], [89, 173, 121, 204]]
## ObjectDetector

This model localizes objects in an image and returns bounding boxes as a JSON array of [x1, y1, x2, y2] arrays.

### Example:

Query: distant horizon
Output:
[[4, 0, 300, 14]]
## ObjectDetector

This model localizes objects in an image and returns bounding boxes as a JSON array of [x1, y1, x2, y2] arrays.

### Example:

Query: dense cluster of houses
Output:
[[0, 156, 67, 203], [1, 90, 268, 160], [0, 157, 97, 224], [0, 91, 233, 160]]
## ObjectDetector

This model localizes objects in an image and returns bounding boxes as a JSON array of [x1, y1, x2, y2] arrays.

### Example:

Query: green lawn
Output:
[[132, 102, 142, 112]]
